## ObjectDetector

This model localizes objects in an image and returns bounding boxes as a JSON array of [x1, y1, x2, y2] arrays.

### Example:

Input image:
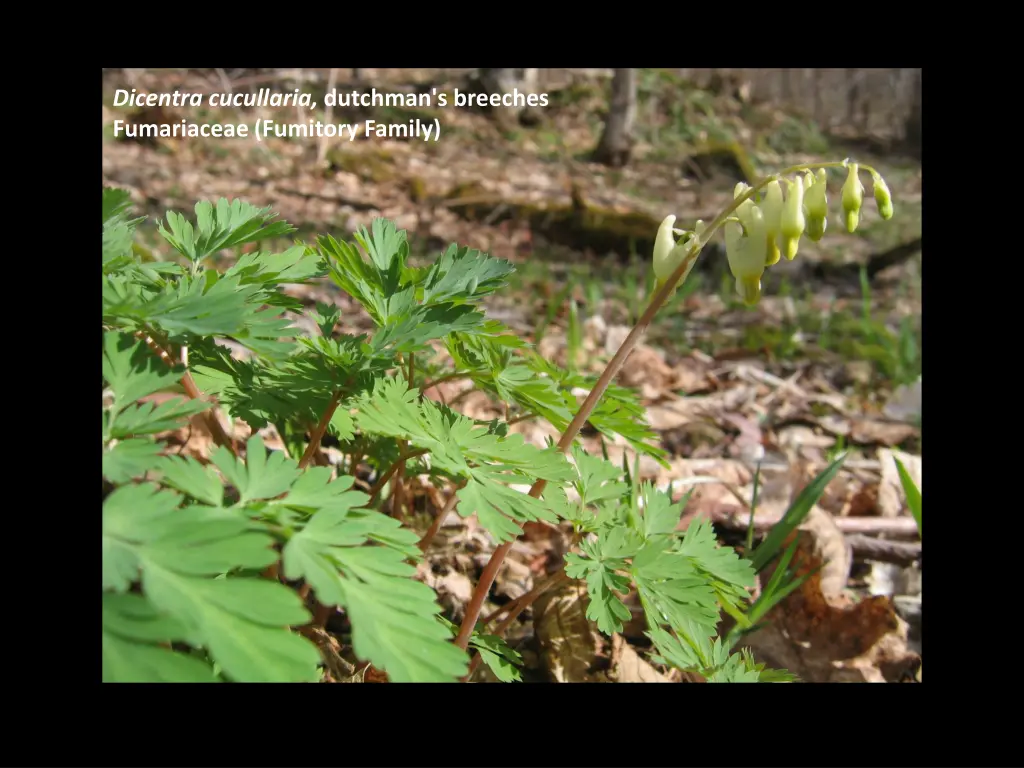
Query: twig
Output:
[[844, 534, 921, 566], [213, 67, 233, 95], [696, 505, 921, 539]]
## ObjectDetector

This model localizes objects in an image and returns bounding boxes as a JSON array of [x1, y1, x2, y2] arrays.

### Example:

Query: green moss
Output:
[[681, 140, 758, 185], [447, 189, 663, 260], [326, 148, 396, 182], [408, 176, 428, 203]]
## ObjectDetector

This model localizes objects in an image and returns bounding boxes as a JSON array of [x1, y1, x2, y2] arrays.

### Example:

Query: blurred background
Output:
[[101, 68, 922, 681]]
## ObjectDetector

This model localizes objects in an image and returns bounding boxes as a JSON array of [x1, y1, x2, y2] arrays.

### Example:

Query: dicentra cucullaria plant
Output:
[[102, 159, 894, 682]]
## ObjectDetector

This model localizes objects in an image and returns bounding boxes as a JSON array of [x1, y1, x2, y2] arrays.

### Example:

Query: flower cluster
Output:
[[653, 161, 894, 306]]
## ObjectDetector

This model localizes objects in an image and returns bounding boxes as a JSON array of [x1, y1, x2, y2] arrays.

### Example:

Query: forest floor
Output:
[[102, 68, 922, 682]]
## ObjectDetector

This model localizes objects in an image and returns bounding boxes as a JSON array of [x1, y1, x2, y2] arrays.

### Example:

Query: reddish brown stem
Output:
[[467, 570, 570, 678], [419, 371, 469, 394], [418, 485, 463, 551], [506, 412, 537, 426], [313, 602, 333, 628], [367, 448, 430, 503], [299, 390, 343, 470], [135, 330, 237, 455]]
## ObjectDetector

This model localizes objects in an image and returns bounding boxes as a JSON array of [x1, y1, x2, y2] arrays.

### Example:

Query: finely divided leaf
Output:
[[102, 593, 216, 682], [282, 496, 468, 682], [352, 377, 573, 542], [159, 198, 295, 264], [470, 633, 524, 682], [103, 331, 181, 417], [103, 439, 163, 484], [421, 243, 515, 305], [102, 482, 319, 682], [211, 435, 301, 504]]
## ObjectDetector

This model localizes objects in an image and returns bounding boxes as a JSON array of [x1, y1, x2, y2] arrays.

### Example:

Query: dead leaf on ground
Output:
[[741, 533, 917, 682], [533, 582, 601, 682], [671, 354, 716, 395], [849, 418, 919, 447], [798, 506, 851, 599], [458, 390, 504, 422], [617, 345, 677, 400], [610, 634, 671, 683]]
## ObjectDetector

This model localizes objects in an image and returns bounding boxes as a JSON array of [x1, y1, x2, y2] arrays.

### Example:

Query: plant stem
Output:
[[467, 570, 570, 679], [391, 353, 416, 518], [419, 371, 470, 394], [452, 166, 811, 653], [299, 390, 343, 470], [135, 328, 237, 456], [418, 484, 464, 551], [367, 448, 430, 503], [506, 412, 536, 426]]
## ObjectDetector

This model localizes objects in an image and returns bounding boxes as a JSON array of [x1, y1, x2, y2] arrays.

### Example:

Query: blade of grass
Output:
[[749, 452, 846, 572], [893, 456, 922, 538]]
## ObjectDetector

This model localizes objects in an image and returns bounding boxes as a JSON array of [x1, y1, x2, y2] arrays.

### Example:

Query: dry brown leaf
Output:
[[849, 418, 919, 447], [610, 634, 671, 683], [494, 553, 534, 602], [742, 533, 915, 682], [798, 506, 851, 599], [671, 355, 714, 394], [846, 484, 879, 517], [617, 344, 676, 400], [533, 582, 600, 682], [419, 562, 475, 620], [458, 390, 503, 422]]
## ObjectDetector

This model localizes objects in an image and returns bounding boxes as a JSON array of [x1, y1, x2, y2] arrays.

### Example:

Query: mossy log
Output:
[[680, 140, 758, 185]]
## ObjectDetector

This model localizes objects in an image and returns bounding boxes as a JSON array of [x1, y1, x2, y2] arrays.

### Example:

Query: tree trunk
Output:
[[592, 68, 637, 168], [476, 68, 540, 127]]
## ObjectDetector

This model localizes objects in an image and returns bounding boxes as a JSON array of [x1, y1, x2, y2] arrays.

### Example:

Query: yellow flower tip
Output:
[[761, 181, 784, 267], [780, 176, 806, 256], [725, 206, 767, 302], [844, 209, 860, 233], [842, 163, 864, 222], [736, 275, 761, 305], [782, 236, 800, 260], [872, 173, 894, 220]]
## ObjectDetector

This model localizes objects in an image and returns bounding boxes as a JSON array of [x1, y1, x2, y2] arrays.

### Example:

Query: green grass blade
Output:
[[893, 457, 922, 538], [750, 453, 846, 572]]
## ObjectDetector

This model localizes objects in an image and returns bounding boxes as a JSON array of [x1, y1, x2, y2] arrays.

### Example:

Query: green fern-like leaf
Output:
[[280, 474, 468, 682]]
